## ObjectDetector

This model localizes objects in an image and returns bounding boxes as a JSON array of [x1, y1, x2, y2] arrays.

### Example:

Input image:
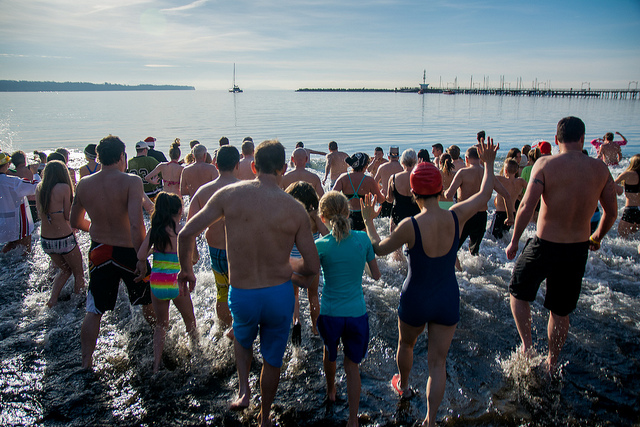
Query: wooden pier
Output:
[[422, 88, 639, 99]]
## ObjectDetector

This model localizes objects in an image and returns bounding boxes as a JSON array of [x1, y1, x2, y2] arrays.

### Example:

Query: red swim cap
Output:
[[537, 141, 551, 155], [410, 162, 443, 196]]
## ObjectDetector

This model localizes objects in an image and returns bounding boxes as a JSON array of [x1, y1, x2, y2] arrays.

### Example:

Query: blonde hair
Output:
[[319, 191, 350, 242]]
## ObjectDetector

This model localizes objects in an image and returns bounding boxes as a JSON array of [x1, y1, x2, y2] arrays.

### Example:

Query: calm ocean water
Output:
[[1, 90, 639, 161], [1, 91, 639, 426]]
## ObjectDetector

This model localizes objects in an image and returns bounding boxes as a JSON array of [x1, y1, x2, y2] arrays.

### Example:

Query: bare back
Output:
[[72, 168, 144, 248], [180, 162, 219, 197], [534, 151, 613, 243], [375, 160, 403, 196], [597, 142, 622, 165], [495, 175, 526, 212], [190, 175, 238, 249], [37, 183, 73, 239], [209, 180, 312, 289], [281, 168, 324, 196], [326, 151, 349, 181], [237, 156, 256, 180]]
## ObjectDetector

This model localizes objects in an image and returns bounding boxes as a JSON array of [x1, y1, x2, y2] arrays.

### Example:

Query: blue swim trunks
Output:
[[317, 313, 369, 363], [229, 281, 294, 368]]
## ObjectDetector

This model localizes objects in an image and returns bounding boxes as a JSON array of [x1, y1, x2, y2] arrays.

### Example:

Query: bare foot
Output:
[[47, 298, 57, 308], [327, 386, 336, 402], [230, 393, 250, 411]]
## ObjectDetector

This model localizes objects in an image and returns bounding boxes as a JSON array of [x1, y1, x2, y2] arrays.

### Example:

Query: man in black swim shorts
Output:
[[71, 135, 154, 370], [505, 117, 617, 373]]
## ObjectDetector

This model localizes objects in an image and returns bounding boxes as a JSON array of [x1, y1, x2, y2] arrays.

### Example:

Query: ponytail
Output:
[[319, 191, 351, 242]]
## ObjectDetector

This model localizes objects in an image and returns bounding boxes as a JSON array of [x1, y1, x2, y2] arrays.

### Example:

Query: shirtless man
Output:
[[597, 132, 623, 166], [188, 146, 240, 338], [492, 159, 527, 239], [237, 138, 257, 180], [506, 117, 617, 373], [177, 140, 319, 426], [367, 146, 388, 176], [322, 141, 348, 188], [444, 143, 515, 255], [281, 147, 324, 197], [374, 146, 404, 219], [180, 144, 219, 198], [70, 135, 154, 369]]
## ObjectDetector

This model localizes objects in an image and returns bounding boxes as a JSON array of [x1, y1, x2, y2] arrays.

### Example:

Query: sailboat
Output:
[[229, 63, 243, 93]]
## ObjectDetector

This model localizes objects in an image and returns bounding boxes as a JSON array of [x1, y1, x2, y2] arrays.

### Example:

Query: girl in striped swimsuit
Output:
[[137, 192, 198, 373]]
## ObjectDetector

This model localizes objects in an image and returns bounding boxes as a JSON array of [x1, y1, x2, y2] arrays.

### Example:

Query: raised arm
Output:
[[361, 193, 414, 256], [615, 132, 627, 144]]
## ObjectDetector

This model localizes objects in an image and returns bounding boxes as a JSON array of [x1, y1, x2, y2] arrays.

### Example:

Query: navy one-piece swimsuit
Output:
[[398, 212, 460, 327]]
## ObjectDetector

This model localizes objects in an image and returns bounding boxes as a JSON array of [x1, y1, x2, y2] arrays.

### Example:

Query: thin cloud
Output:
[[145, 64, 180, 68], [162, 0, 209, 13]]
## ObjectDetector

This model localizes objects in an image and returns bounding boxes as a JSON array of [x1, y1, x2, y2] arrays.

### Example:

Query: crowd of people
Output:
[[0, 118, 638, 427]]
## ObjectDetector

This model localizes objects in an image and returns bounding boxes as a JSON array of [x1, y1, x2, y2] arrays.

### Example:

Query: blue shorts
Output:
[[229, 281, 294, 368], [317, 313, 369, 364], [209, 246, 228, 275]]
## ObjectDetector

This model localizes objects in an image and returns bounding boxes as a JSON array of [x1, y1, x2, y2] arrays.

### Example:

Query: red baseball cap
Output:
[[410, 162, 443, 196], [537, 141, 552, 155]]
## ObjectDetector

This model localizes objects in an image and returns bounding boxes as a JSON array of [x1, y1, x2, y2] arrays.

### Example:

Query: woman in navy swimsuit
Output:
[[361, 138, 501, 427]]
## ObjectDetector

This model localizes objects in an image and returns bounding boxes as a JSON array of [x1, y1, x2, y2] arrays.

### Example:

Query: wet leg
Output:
[[396, 317, 425, 391], [47, 253, 72, 307], [547, 312, 570, 372], [344, 355, 361, 427], [323, 347, 337, 401], [510, 294, 533, 353], [230, 339, 252, 410], [81, 312, 102, 369], [258, 360, 280, 427], [422, 323, 456, 427]]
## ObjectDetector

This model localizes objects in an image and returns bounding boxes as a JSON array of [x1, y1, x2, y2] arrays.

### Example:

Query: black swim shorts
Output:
[[458, 211, 488, 255], [509, 236, 589, 317], [621, 206, 640, 225], [86, 241, 152, 314]]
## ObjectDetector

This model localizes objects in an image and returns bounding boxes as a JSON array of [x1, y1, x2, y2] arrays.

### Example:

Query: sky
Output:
[[1, 0, 639, 90]]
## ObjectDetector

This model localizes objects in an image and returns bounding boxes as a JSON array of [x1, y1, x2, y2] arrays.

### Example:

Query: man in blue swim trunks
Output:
[[71, 135, 155, 370], [506, 117, 617, 373], [188, 145, 240, 339], [178, 140, 320, 426]]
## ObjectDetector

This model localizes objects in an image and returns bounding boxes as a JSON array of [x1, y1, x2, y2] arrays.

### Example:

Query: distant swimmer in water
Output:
[[137, 192, 197, 373], [146, 139, 184, 196], [36, 160, 85, 307], [596, 132, 625, 166], [315, 191, 380, 427], [71, 135, 155, 370], [178, 140, 319, 427], [506, 117, 618, 374], [614, 154, 640, 238], [79, 144, 101, 179], [361, 138, 500, 427]]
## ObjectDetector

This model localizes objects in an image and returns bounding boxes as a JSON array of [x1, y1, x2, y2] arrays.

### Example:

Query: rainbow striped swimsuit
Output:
[[150, 251, 180, 300]]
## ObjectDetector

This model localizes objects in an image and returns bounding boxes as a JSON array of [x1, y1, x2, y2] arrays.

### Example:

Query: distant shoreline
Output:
[[0, 80, 195, 92], [296, 87, 421, 93]]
